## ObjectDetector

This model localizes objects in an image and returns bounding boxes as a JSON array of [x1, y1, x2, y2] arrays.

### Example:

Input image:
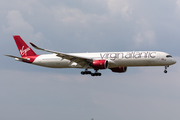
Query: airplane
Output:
[[5, 35, 176, 76]]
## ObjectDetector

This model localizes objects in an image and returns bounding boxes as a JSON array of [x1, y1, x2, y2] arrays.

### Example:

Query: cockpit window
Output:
[[166, 55, 172, 58]]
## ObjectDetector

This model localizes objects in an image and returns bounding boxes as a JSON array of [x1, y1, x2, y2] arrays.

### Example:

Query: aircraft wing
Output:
[[5, 54, 30, 61], [30, 42, 93, 68]]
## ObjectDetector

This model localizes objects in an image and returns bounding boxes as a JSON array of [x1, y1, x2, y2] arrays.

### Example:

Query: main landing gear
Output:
[[81, 70, 91, 75], [81, 69, 102, 76], [164, 65, 169, 73]]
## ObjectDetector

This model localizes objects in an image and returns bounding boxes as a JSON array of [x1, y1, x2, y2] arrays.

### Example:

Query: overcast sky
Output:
[[1, 0, 180, 120]]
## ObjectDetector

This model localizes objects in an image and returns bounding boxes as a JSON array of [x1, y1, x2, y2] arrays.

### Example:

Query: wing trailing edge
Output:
[[30, 42, 93, 67]]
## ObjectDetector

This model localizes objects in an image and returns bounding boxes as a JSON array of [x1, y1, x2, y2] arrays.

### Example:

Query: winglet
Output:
[[30, 42, 44, 51], [30, 42, 37, 48]]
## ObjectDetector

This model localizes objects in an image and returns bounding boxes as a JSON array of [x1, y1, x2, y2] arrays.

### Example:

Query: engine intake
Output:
[[91, 60, 108, 69], [110, 67, 127, 73]]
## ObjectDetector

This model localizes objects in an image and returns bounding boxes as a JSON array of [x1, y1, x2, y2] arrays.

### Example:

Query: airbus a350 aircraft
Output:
[[6, 35, 176, 76]]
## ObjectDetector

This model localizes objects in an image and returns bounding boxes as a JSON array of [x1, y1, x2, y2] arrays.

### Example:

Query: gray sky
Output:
[[0, 0, 180, 120]]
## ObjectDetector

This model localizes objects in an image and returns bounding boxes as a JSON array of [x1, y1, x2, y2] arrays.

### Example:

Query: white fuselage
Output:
[[7, 35, 176, 76], [32, 51, 176, 69]]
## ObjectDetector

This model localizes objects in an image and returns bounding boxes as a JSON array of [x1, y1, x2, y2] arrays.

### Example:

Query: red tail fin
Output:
[[13, 35, 37, 57]]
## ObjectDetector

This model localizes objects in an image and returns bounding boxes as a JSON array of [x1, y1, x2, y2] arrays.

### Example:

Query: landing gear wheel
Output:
[[81, 71, 85, 75], [97, 73, 101, 76], [81, 69, 102, 76], [91, 73, 95, 76], [91, 73, 102, 76], [86, 71, 91, 74], [81, 70, 92, 75]]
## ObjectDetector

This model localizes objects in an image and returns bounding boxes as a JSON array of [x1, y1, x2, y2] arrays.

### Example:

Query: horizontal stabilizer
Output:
[[5, 54, 30, 61]]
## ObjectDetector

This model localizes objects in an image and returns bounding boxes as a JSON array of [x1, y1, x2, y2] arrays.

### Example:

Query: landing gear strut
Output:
[[164, 65, 169, 73]]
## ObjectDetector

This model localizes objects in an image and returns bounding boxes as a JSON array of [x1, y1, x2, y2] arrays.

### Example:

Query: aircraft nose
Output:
[[172, 59, 177, 64]]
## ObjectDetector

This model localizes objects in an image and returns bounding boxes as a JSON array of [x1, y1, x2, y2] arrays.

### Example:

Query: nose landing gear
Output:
[[164, 65, 169, 73]]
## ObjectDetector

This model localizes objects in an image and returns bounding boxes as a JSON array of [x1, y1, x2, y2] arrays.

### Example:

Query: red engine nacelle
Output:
[[91, 60, 108, 69], [110, 67, 127, 73]]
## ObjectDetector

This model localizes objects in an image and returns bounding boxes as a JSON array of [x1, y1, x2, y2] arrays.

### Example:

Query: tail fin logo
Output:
[[20, 46, 31, 56]]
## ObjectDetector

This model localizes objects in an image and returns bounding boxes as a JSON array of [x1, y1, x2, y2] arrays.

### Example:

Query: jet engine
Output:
[[110, 66, 127, 73], [91, 60, 108, 69]]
